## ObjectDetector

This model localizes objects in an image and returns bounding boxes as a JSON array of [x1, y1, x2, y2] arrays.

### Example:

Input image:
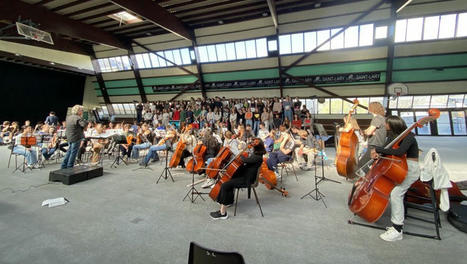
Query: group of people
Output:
[[2, 97, 422, 243]]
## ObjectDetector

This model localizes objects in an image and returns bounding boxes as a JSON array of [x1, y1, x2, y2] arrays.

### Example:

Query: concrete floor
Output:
[[0, 136, 466, 264]]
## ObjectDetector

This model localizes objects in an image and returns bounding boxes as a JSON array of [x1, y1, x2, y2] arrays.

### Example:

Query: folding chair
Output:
[[234, 169, 264, 217], [278, 152, 298, 182]]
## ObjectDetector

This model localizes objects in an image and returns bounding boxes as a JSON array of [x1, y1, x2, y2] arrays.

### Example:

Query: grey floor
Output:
[[0, 136, 466, 264]]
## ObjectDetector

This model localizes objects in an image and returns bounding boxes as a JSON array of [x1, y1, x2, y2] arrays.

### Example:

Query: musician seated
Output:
[[263, 129, 276, 153], [139, 130, 176, 167], [120, 124, 135, 160], [178, 126, 197, 168], [41, 127, 58, 160], [89, 123, 109, 165], [223, 131, 240, 155], [12, 126, 39, 168], [210, 139, 266, 220], [294, 130, 316, 171], [266, 131, 295, 173], [131, 123, 153, 159], [257, 122, 269, 141], [0, 121, 10, 144], [201, 129, 221, 188]]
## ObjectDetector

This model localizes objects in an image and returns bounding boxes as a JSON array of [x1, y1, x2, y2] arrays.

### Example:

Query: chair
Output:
[[278, 152, 298, 182], [188, 242, 245, 264], [8, 141, 24, 171], [403, 180, 442, 240], [234, 168, 264, 217]]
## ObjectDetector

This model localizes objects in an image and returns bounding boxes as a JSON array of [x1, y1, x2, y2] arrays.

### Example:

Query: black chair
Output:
[[234, 169, 264, 217], [404, 180, 442, 240], [188, 242, 245, 264]]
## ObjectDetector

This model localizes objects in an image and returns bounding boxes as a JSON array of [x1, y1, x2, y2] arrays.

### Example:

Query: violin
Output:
[[348, 109, 440, 223], [336, 99, 359, 178]]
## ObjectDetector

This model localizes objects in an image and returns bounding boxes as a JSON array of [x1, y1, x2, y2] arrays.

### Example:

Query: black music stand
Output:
[[157, 148, 174, 183], [110, 144, 128, 168], [183, 158, 206, 203], [313, 123, 340, 184], [301, 149, 327, 207]]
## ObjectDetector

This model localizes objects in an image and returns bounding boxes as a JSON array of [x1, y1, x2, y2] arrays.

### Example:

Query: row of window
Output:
[[388, 94, 467, 109], [398, 110, 466, 136], [395, 12, 467, 43], [96, 12, 467, 72], [196, 38, 268, 63], [278, 24, 382, 54]]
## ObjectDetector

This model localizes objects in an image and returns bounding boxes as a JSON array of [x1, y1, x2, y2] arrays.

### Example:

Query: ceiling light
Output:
[[15, 53, 20, 56], [145, 32, 152, 36], [396, 0, 413, 13], [262, 12, 268, 17], [50, 62, 55, 65], [218, 20, 224, 25], [108, 11, 143, 25], [314, 3, 321, 8]]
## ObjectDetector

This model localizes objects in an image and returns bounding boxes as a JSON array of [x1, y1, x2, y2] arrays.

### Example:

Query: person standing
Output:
[[136, 102, 143, 123], [45, 111, 59, 126], [61, 105, 88, 169]]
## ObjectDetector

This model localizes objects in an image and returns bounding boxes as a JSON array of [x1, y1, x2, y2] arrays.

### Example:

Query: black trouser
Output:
[[179, 149, 191, 167], [216, 175, 248, 206], [77, 140, 89, 160], [119, 144, 134, 158]]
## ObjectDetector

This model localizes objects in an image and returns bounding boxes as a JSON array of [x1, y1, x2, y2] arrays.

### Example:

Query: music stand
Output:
[[301, 151, 327, 207], [183, 158, 206, 203], [313, 123, 340, 184], [157, 148, 174, 183], [110, 144, 128, 168]]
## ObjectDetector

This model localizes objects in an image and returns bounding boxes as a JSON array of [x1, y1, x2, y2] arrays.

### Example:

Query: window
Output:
[[291, 33, 304, 53], [142, 53, 152, 68], [225, 43, 236, 60], [163, 50, 175, 66], [256, 38, 268, 57], [448, 94, 464, 108], [398, 96, 413, 108], [400, 112, 415, 128], [452, 111, 467, 135], [156, 51, 166, 67], [344, 26, 359, 48], [431, 95, 448, 108], [437, 111, 451, 135], [395, 19, 407, 42], [412, 96, 430, 108], [267, 40, 277, 52], [317, 99, 330, 114], [190, 50, 196, 60], [317, 29, 331, 51], [330, 28, 344, 50], [389, 97, 398, 109], [330, 98, 343, 114], [375, 26, 388, 39], [97, 56, 133, 72], [197, 46, 209, 63], [172, 49, 182, 65], [439, 14, 457, 39], [235, 41, 247, 59], [359, 24, 374, 46], [216, 44, 227, 61], [245, 40, 257, 58], [406, 18, 423, 41], [135, 54, 145, 69], [415, 111, 431, 135], [279, 35, 292, 54], [457, 13, 467, 37], [304, 32, 317, 51], [356, 98, 369, 114], [424, 16, 440, 40], [181, 48, 192, 64], [149, 53, 160, 67], [206, 45, 217, 62]]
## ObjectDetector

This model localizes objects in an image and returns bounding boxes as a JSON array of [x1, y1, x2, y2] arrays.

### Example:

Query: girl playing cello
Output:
[[210, 138, 266, 220]]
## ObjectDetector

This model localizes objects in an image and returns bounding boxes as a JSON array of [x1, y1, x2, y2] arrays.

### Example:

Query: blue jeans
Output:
[[284, 110, 293, 122], [41, 148, 56, 160], [13, 146, 37, 165], [246, 119, 253, 127], [253, 120, 260, 136], [61, 141, 80, 169], [266, 151, 291, 171], [142, 144, 167, 165], [131, 142, 151, 159]]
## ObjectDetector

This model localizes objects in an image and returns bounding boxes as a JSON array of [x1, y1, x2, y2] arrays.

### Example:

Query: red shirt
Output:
[[173, 110, 180, 120], [292, 120, 302, 129]]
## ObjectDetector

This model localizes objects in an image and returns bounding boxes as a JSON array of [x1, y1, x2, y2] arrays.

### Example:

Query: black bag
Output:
[[448, 203, 467, 233]]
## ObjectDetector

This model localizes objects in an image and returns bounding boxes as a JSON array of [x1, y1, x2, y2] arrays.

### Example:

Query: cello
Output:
[[335, 99, 360, 178], [348, 109, 440, 223], [206, 146, 233, 179], [169, 126, 190, 168], [186, 143, 206, 174], [209, 151, 249, 201], [259, 158, 288, 196]]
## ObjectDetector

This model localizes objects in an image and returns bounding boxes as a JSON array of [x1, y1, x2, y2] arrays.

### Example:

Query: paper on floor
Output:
[[42, 197, 69, 208]]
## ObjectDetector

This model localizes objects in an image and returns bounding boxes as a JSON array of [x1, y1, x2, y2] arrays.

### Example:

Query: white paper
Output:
[[42, 197, 69, 208]]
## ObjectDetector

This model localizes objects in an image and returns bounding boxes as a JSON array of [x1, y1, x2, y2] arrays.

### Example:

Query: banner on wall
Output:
[[151, 72, 381, 92]]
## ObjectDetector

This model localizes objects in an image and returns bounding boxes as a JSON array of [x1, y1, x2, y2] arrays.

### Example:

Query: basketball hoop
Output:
[[387, 83, 408, 100], [16, 22, 54, 45]]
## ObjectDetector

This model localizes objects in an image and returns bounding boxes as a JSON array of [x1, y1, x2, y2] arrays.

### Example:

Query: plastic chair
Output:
[[234, 168, 264, 217], [188, 242, 245, 264]]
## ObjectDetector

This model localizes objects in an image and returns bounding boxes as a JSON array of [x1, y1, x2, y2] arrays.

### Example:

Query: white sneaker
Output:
[[201, 178, 215, 188], [379, 226, 403, 242]]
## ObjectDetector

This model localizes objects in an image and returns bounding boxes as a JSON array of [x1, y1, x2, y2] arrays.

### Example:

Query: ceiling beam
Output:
[[65, 3, 116, 17], [91, 54, 111, 104], [0, 0, 130, 50], [128, 51, 148, 103], [76, 8, 124, 22], [34, 0, 55, 6], [50, 0, 94, 12], [0, 50, 94, 75], [266, 0, 278, 29], [109, 0, 194, 40], [2, 34, 93, 56]]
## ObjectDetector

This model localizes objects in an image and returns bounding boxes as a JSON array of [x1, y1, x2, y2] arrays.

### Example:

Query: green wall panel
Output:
[[392, 67, 467, 82], [93, 82, 100, 89], [142, 76, 198, 86], [95, 90, 102, 96], [393, 53, 467, 70], [203, 69, 279, 82], [104, 79, 137, 88], [107, 87, 139, 96], [286, 60, 387, 76]]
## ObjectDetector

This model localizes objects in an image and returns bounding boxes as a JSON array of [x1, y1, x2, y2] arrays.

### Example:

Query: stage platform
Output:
[[0, 136, 466, 264]]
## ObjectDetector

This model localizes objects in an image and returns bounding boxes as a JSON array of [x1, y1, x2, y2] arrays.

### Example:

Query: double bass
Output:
[[186, 143, 206, 174], [348, 109, 440, 223], [335, 99, 360, 178]]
